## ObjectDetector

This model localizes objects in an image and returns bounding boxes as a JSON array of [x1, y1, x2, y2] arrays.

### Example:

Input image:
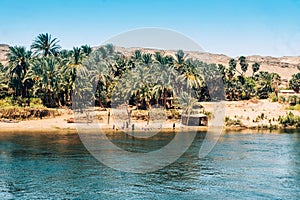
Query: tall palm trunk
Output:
[[163, 89, 167, 109]]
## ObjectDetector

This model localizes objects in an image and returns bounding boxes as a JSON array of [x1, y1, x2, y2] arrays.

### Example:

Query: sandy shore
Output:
[[0, 99, 299, 134]]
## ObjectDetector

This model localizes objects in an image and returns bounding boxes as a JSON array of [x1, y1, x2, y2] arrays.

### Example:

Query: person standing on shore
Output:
[[108, 109, 110, 125]]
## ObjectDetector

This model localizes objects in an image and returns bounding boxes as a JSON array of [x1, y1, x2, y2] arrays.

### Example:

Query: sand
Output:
[[0, 99, 299, 133]]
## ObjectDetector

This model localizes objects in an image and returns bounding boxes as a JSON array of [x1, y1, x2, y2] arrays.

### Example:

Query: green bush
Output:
[[288, 95, 298, 106], [278, 96, 286, 103], [0, 97, 12, 107], [0, 97, 44, 108], [278, 112, 300, 128], [225, 116, 243, 126], [287, 104, 300, 111], [29, 98, 44, 108], [269, 92, 278, 102]]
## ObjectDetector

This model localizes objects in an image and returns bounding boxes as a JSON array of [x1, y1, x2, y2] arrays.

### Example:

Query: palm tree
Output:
[[141, 53, 153, 67], [59, 46, 92, 106], [179, 91, 198, 125], [154, 52, 174, 66], [152, 63, 176, 108], [132, 50, 142, 60], [174, 49, 186, 73], [31, 56, 62, 107], [0, 69, 8, 97], [289, 73, 300, 93], [90, 64, 110, 107], [84, 48, 115, 107], [229, 58, 237, 69], [31, 33, 61, 57], [70, 47, 83, 67], [252, 62, 260, 77], [5, 46, 32, 98], [182, 59, 203, 95], [96, 44, 116, 60], [239, 56, 248, 74], [154, 52, 163, 64], [130, 65, 153, 109], [254, 71, 280, 99], [81, 45, 92, 56], [62, 47, 84, 104]]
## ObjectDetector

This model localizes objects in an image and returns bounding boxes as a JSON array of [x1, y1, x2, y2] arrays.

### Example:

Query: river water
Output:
[[0, 130, 299, 199]]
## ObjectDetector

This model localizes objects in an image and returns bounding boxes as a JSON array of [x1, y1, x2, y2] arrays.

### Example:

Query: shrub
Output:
[[0, 97, 12, 107], [269, 92, 278, 102], [203, 111, 213, 119], [225, 116, 243, 126], [286, 104, 300, 111], [278, 112, 300, 128], [288, 95, 298, 106], [30, 98, 44, 108], [0, 97, 44, 108], [279, 96, 286, 103]]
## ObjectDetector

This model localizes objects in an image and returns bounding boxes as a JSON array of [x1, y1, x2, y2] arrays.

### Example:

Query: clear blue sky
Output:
[[0, 0, 300, 57]]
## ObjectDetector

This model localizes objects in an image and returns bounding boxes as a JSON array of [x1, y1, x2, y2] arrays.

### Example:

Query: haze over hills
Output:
[[114, 47, 300, 80], [1, 44, 299, 80], [0, 44, 9, 64]]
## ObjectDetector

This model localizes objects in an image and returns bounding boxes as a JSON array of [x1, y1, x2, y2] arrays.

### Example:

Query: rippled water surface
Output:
[[0, 130, 300, 199]]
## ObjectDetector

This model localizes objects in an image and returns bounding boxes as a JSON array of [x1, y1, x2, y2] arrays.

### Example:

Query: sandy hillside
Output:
[[0, 44, 299, 80], [113, 47, 300, 80], [0, 44, 9, 64]]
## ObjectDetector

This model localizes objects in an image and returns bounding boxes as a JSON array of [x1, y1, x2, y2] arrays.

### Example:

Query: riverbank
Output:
[[0, 99, 299, 134]]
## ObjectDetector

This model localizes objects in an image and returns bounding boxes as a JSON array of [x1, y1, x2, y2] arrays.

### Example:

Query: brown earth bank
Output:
[[0, 99, 299, 134]]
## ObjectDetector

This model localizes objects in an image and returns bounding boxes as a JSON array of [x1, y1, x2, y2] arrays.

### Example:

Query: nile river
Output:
[[0, 130, 299, 199]]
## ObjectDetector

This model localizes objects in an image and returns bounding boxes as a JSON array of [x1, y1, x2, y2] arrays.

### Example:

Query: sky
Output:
[[0, 0, 300, 57]]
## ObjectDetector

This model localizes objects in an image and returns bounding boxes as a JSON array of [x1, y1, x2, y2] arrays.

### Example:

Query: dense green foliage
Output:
[[278, 112, 300, 128], [0, 33, 298, 109], [289, 73, 300, 93]]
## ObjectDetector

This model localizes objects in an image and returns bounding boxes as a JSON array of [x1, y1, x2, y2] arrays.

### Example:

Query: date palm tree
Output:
[[179, 91, 198, 125], [5, 46, 32, 98], [254, 71, 280, 99], [289, 73, 300, 93], [229, 58, 237, 69], [182, 59, 203, 94], [0, 69, 8, 97], [252, 62, 260, 77], [61, 47, 84, 105], [141, 53, 153, 67], [152, 63, 175, 108], [239, 56, 248, 75], [130, 65, 153, 109], [174, 49, 186, 73], [31, 33, 61, 57], [31, 56, 62, 107], [154, 51, 174, 66], [81, 45, 92, 57], [85, 47, 116, 107]]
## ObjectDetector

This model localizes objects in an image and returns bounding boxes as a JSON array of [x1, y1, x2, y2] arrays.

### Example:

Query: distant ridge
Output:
[[1, 44, 299, 79], [0, 44, 9, 64], [110, 46, 300, 80]]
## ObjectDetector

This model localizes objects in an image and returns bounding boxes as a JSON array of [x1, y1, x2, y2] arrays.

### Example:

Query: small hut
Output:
[[279, 89, 296, 95], [181, 113, 208, 126]]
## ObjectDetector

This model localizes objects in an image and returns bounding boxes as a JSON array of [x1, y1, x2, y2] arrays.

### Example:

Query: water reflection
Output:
[[0, 131, 300, 199]]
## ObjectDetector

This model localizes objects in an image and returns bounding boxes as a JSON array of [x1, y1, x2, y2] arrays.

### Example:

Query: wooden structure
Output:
[[181, 114, 208, 126], [279, 90, 296, 95]]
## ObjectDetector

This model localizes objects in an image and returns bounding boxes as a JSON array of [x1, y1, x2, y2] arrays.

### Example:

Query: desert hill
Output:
[[0, 44, 9, 64], [114, 47, 300, 80], [0, 44, 299, 80]]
